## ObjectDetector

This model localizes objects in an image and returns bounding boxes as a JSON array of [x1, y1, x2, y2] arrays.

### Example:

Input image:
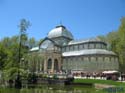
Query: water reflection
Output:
[[0, 85, 95, 93]]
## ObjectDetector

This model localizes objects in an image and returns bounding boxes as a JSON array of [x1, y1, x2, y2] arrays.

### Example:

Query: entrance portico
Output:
[[43, 52, 62, 73]]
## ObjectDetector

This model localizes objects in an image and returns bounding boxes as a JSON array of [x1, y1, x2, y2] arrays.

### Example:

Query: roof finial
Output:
[[60, 20, 62, 26], [56, 21, 66, 28]]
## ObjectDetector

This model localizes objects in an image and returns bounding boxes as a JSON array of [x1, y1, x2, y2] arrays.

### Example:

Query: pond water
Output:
[[0, 85, 100, 93]]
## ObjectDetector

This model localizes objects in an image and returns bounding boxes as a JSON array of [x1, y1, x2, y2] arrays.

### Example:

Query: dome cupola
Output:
[[47, 25, 74, 40]]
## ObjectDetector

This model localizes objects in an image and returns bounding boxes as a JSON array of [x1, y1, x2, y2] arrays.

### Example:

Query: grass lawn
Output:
[[74, 79, 125, 93], [74, 79, 125, 86]]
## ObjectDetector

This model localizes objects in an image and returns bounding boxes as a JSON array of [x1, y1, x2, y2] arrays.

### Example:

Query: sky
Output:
[[0, 0, 125, 40]]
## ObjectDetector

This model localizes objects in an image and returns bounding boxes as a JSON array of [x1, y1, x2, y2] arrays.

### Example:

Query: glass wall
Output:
[[70, 46, 73, 51], [84, 44, 88, 49], [62, 47, 66, 52], [66, 46, 69, 52], [95, 43, 101, 49], [74, 45, 78, 51], [89, 43, 94, 49], [62, 42, 107, 52], [62, 55, 118, 72], [79, 44, 83, 50]]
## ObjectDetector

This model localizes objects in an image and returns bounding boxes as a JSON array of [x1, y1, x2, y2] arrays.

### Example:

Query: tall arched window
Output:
[[47, 58, 52, 69], [54, 59, 59, 71]]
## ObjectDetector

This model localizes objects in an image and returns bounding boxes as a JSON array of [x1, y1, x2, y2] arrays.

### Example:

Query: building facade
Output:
[[29, 25, 119, 74]]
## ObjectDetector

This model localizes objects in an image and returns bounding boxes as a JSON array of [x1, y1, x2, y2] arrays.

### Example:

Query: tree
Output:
[[98, 17, 125, 72], [0, 19, 31, 82], [1, 37, 10, 48], [28, 37, 37, 49], [18, 19, 31, 65], [12, 19, 31, 88], [0, 43, 8, 70], [26, 52, 44, 73], [115, 17, 125, 71]]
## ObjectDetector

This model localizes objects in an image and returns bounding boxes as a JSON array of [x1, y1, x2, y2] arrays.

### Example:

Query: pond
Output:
[[0, 85, 101, 93]]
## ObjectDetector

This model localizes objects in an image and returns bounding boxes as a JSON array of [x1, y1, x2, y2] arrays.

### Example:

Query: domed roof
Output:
[[47, 25, 74, 40]]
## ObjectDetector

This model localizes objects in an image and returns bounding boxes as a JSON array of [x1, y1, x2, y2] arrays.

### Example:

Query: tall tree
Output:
[[116, 17, 125, 71], [98, 17, 125, 72], [18, 19, 31, 63]]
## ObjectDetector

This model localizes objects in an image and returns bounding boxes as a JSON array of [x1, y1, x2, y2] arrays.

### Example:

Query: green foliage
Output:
[[28, 37, 37, 48], [27, 73, 38, 84], [0, 19, 33, 80], [74, 79, 125, 86], [53, 74, 58, 79], [0, 43, 8, 70], [0, 35, 41, 79], [98, 17, 125, 72], [2, 67, 28, 80], [18, 18, 31, 32], [26, 53, 44, 73]]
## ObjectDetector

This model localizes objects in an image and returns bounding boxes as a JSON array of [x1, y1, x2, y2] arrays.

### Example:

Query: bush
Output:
[[27, 73, 38, 84]]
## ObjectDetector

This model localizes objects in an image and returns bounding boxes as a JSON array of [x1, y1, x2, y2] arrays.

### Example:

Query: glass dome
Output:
[[47, 25, 74, 40]]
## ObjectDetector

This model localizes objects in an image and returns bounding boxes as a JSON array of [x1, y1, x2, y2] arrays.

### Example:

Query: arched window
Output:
[[47, 58, 52, 69], [54, 59, 59, 71]]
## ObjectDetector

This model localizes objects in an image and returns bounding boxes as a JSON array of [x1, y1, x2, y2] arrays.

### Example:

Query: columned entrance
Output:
[[43, 51, 62, 73], [46, 58, 60, 73]]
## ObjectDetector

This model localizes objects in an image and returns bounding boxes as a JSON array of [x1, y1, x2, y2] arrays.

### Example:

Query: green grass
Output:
[[74, 79, 125, 86], [74, 79, 125, 93]]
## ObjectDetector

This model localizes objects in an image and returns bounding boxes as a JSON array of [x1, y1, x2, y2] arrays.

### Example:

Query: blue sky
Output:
[[0, 0, 125, 40]]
